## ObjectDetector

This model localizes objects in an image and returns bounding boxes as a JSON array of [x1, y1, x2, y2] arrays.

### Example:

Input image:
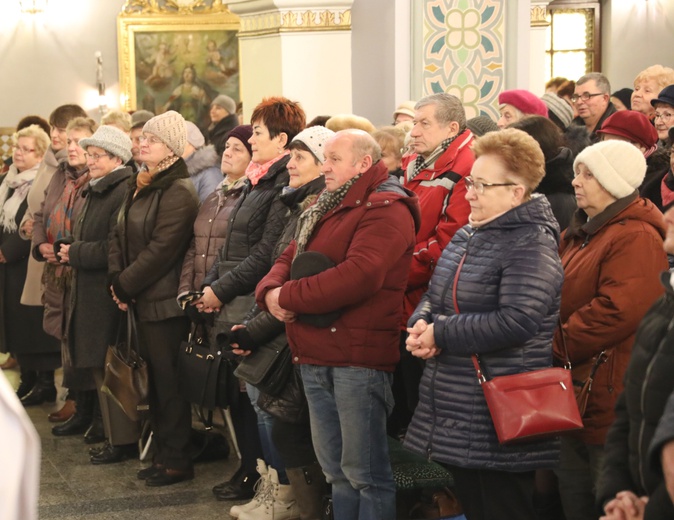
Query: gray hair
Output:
[[577, 73, 611, 94], [337, 129, 382, 163], [415, 93, 466, 132]]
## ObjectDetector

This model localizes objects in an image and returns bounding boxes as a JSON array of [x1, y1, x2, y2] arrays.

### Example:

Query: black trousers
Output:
[[272, 417, 316, 469], [443, 464, 537, 520], [137, 317, 192, 471]]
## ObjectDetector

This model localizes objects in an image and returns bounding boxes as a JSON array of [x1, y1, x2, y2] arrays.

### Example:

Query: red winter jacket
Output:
[[256, 161, 420, 372], [401, 129, 474, 326]]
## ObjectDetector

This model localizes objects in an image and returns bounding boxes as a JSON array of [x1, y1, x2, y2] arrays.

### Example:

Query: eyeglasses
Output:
[[655, 112, 674, 122], [12, 145, 36, 154], [139, 135, 164, 145], [465, 176, 517, 195], [84, 152, 112, 161], [571, 92, 604, 103]]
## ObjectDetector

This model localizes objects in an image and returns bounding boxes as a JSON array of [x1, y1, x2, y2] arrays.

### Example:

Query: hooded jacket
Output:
[[184, 145, 222, 203], [553, 193, 668, 444], [404, 195, 563, 471], [256, 161, 420, 372]]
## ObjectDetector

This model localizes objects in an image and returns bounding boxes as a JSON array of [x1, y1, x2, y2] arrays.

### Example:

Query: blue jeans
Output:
[[245, 382, 288, 483], [301, 365, 396, 520]]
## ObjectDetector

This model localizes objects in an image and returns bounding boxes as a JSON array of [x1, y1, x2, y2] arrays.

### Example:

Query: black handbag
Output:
[[100, 307, 150, 422], [257, 367, 309, 424], [234, 334, 293, 396], [177, 322, 237, 411]]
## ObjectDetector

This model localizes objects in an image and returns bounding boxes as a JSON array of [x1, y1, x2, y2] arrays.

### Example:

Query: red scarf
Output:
[[245, 152, 289, 186]]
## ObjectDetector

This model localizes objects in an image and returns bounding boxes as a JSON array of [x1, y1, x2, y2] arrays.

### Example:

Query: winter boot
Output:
[[52, 389, 95, 436], [239, 466, 299, 520], [15, 368, 37, 400], [20, 370, 56, 406], [230, 459, 271, 518], [286, 463, 328, 520], [84, 396, 105, 444]]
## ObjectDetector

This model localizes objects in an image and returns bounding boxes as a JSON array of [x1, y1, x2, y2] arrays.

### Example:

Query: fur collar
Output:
[[184, 145, 219, 177]]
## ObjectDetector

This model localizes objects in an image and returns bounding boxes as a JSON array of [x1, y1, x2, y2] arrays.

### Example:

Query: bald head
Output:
[[322, 130, 381, 192]]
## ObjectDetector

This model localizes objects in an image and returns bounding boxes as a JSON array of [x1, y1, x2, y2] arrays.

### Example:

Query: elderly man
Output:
[[256, 130, 420, 520], [571, 72, 616, 142], [390, 93, 474, 434], [207, 94, 239, 157]]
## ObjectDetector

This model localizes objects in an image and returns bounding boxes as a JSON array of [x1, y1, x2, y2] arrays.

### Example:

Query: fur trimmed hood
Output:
[[184, 145, 220, 177]]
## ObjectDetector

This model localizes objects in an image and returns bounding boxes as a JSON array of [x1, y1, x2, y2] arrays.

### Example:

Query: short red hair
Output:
[[250, 97, 306, 146]]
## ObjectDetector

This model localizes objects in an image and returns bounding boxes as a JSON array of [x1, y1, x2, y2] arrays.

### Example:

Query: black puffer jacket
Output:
[[208, 114, 239, 157], [204, 155, 290, 305], [640, 147, 672, 211], [404, 195, 563, 471], [597, 272, 674, 518], [537, 147, 576, 231]]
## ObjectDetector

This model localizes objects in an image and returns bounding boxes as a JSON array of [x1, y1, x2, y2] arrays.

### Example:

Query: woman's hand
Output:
[[110, 285, 128, 312], [406, 320, 439, 359], [194, 287, 222, 313], [58, 244, 70, 264], [39, 242, 58, 264], [21, 218, 34, 238], [230, 324, 252, 357], [601, 491, 648, 520], [265, 287, 296, 323], [0, 249, 6, 264], [662, 439, 674, 504]]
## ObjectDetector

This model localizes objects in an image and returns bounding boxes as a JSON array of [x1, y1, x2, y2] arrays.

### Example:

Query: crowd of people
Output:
[[2, 63, 674, 520]]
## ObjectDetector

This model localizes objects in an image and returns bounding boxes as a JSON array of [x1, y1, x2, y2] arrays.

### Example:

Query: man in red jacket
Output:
[[391, 93, 475, 434], [256, 130, 420, 520]]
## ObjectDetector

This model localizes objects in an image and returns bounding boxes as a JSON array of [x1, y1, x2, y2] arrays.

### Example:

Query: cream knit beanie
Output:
[[142, 110, 187, 156]]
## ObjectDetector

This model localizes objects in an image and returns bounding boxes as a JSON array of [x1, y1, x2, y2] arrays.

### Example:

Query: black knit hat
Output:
[[225, 125, 253, 157], [611, 88, 633, 110]]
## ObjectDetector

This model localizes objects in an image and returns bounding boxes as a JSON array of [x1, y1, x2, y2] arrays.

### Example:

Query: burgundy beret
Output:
[[498, 90, 549, 117], [597, 110, 658, 150]]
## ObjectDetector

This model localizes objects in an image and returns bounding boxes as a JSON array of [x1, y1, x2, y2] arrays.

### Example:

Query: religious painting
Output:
[[117, 0, 239, 130]]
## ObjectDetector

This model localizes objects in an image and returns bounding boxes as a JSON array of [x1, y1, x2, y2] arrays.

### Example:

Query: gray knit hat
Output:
[[211, 94, 236, 115], [142, 111, 187, 156], [541, 93, 573, 129], [291, 126, 335, 164], [131, 110, 155, 129], [573, 140, 646, 199], [79, 125, 132, 163], [466, 116, 499, 137], [184, 121, 205, 148]]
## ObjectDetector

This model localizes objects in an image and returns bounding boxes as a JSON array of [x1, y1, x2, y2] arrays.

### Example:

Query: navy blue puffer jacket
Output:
[[404, 195, 564, 471]]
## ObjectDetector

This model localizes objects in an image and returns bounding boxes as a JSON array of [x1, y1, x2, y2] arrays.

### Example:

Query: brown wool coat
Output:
[[553, 194, 668, 445]]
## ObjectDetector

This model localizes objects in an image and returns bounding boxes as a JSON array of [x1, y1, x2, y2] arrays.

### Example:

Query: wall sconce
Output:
[[19, 0, 48, 14], [95, 52, 108, 116]]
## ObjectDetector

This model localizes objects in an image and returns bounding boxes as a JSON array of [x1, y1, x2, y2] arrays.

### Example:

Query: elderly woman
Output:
[[53, 125, 137, 464], [596, 202, 674, 520], [553, 140, 668, 520], [496, 89, 549, 129], [372, 126, 405, 176], [404, 129, 564, 519], [227, 125, 334, 520], [0, 126, 58, 400], [109, 111, 199, 486], [631, 65, 674, 120], [198, 97, 305, 502], [652, 85, 674, 146], [25, 117, 96, 412]]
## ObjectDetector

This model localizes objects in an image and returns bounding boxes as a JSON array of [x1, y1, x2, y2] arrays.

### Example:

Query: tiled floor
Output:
[[3, 359, 245, 520]]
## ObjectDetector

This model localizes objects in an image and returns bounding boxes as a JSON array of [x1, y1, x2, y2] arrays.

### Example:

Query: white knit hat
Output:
[[291, 126, 335, 164], [79, 125, 132, 163], [142, 111, 187, 156], [573, 140, 647, 199]]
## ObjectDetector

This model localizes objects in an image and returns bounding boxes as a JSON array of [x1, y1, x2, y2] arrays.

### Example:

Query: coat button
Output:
[[209, 219, 213, 222], [294, 356, 299, 362], [384, 200, 390, 204], [330, 327, 336, 332], [202, 254, 206, 258], [355, 200, 361, 204], [366, 202, 372, 207]]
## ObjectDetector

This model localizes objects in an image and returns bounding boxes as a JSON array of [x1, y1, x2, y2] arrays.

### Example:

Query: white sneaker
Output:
[[238, 467, 299, 520], [230, 459, 271, 519]]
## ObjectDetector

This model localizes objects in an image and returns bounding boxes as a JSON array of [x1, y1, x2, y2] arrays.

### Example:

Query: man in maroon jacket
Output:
[[391, 93, 475, 434], [256, 130, 420, 520]]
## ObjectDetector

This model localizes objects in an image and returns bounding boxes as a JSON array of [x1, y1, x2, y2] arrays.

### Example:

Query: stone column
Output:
[[226, 0, 354, 122], [529, 0, 552, 95]]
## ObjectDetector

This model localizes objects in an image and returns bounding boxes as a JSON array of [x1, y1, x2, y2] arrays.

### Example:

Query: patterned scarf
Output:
[[245, 152, 289, 187], [0, 163, 38, 233], [216, 175, 246, 205], [409, 134, 458, 181], [135, 155, 179, 194], [294, 175, 360, 257]]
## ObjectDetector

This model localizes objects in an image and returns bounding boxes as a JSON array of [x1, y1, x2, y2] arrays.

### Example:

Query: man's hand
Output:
[[194, 286, 223, 313], [38, 242, 58, 264], [265, 287, 296, 323], [662, 439, 674, 504]]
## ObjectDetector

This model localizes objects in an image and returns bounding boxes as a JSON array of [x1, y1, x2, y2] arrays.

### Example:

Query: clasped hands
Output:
[[601, 491, 648, 520], [406, 319, 439, 359]]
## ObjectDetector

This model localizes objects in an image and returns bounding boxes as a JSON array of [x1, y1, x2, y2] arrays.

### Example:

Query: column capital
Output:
[[530, 0, 552, 28]]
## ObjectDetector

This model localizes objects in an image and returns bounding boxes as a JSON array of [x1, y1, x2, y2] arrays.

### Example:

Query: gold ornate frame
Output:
[[117, 0, 240, 112]]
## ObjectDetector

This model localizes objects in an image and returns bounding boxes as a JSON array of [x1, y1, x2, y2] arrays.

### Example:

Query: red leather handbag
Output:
[[452, 253, 583, 445]]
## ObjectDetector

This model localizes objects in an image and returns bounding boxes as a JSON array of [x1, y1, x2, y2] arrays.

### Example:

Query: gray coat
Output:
[[65, 166, 132, 368]]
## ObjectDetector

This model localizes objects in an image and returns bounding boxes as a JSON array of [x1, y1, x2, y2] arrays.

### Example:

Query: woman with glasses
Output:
[[0, 126, 59, 403], [29, 118, 96, 424], [54, 125, 138, 465], [404, 129, 564, 520], [552, 140, 668, 520], [109, 111, 199, 486]]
